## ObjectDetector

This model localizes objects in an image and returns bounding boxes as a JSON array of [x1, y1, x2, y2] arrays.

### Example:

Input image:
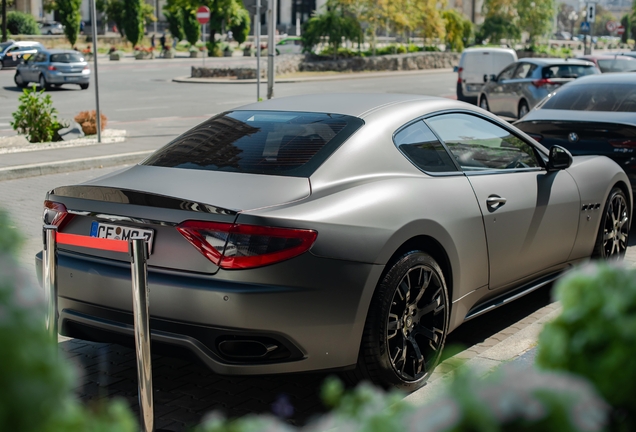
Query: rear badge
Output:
[[568, 132, 579, 143]]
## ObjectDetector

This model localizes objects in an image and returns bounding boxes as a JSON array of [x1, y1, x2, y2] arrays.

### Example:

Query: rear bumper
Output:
[[45, 71, 90, 84], [36, 250, 383, 375]]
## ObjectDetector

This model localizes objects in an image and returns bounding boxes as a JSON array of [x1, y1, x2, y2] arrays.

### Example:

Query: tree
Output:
[[443, 9, 472, 52], [1, 0, 7, 42], [97, 0, 125, 37], [56, 0, 81, 46], [229, 6, 250, 45], [620, 14, 631, 44], [301, 4, 362, 57], [123, 0, 144, 46], [164, 9, 184, 41], [477, 13, 521, 43], [517, 0, 553, 41], [182, 8, 200, 45]]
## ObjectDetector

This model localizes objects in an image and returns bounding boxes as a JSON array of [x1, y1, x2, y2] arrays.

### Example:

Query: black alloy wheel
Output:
[[594, 187, 630, 259], [349, 251, 449, 391], [480, 96, 489, 111]]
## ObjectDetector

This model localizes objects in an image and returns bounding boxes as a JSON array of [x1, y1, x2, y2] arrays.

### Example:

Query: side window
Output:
[[497, 64, 516, 80], [512, 63, 535, 79], [393, 120, 458, 173], [426, 113, 541, 171]]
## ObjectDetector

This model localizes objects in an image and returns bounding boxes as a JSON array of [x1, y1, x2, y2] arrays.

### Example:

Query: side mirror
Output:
[[453, 66, 459, 73], [483, 74, 488, 83], [490, 74, 497, 81], [547, 145, 573, 171]]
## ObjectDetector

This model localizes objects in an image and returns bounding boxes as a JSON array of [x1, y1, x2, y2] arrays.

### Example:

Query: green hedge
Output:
[[7, 11, 40, 35]]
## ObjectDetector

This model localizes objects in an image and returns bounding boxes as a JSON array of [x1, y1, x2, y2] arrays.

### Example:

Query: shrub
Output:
[[537, 264, 636, 430], [11, 87, 66, 143], [74, 110, 107, 135], [7, 11, 40, 35]]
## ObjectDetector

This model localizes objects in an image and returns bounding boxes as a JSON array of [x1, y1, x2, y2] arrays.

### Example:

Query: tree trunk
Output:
[[1, 0, 7, 43]]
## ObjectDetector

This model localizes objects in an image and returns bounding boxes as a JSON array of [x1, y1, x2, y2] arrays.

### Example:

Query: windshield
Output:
[[541, 64, 599, 79], [50, 53, 84, 63], [541, 83, 636, 112], [143, 111, 364, 177], [0, 42, 12, 54], [597, 59, 636, 73]]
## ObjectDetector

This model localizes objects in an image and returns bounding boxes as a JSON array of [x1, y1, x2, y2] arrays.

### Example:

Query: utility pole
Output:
[[1, 0, 7, 43], [267, 0, 276, 99], [255, 0, 261, 101], [90, 0, 102, 143], [154, 0, 158, 36]]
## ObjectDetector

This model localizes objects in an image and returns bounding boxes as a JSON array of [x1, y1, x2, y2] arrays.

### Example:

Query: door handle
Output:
[[486, 195, 507, 210]]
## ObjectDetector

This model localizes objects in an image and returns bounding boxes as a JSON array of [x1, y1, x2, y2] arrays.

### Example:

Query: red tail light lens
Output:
[[43, 200, 73, 229], [527, 133, 543, 142], [47, 65, 56, 71], [176, 221, 318, 269], [532, 78, 554, 88], [609, 139, 636, 148]]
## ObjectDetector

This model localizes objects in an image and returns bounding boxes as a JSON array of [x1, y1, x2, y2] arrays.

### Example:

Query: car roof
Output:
[[518, 58, 594, 66], [14, 41, 43, 47], [235, 93, 463, 118], [559, 72, 636, 86], [44, 49, 83, 54]]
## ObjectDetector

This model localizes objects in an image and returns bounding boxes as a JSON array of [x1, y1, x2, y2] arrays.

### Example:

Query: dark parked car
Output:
[[577, 55, 636, 73], [37, 94, 631, 392], [15, 49, 90, 90], [0, 40, 44, 70], [515, 73, 636, 194], [479, 58, 599, 119]]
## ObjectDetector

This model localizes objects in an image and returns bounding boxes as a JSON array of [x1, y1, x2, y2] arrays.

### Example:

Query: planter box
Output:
[[243, 49, 252, 57], [163, 51, 174, 59], [109, 52, 121, 61], [190, 51, 206, 58], [223, 50, 233, 57], [135, 51, 154, 60]]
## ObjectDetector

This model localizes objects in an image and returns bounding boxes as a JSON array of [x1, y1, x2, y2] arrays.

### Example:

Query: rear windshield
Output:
[[0, 42, 11, 53], [143, 111, 364, 177], [540, 83, 636, 112], [541, 64, 598, 79], [51, 53, 84, 63], [597, 59, 636, 73]]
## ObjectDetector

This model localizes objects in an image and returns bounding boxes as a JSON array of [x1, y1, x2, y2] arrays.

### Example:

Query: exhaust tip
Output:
[[218, 339, 278, 359]]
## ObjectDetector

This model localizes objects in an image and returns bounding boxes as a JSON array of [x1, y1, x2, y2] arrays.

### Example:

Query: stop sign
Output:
[[196, 6, 210, 25], [617, 25, 625, 35]]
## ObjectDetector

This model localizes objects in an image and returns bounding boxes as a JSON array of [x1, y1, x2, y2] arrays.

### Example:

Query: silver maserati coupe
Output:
[[37, 94, 632, 391]]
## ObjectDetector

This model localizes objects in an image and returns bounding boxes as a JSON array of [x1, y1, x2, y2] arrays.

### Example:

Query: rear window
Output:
[[541, 64, 598, 79], [597, 59, 636, 73], [143, 111, 364, 177], [540, 83, 636, 112], [51, 53, 84, 63]]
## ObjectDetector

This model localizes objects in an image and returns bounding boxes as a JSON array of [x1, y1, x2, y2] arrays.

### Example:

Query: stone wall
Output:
[[191, 52, 459, 79]]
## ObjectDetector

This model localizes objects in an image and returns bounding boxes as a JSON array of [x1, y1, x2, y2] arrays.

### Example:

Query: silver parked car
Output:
[[37, 94, 631, 391], [15, 49, 90, 90], [479, 58, 599, 119], [39, 21, 65, 35]]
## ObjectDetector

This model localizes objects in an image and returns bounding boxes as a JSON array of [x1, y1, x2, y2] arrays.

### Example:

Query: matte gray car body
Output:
[[15, 49, 90, 90], [37, 94, 632, 385]]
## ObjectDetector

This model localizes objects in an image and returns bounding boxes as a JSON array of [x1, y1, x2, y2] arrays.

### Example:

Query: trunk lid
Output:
[[48, 165, 311, 274]]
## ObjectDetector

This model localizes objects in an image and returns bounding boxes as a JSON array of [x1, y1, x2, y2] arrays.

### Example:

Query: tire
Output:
[[14, 72, 26, 88], [479, 95, 489, 111], [518, 100, 529, 119], [0, 60, 3, 71], [593, 187, 630, 260], [80, 83, 89, 90], [346, 251, 449, 392], [39, 74, 49, 90]]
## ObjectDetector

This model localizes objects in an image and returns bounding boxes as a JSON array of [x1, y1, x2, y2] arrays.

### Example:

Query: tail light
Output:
[[609, 139, 636, 148], [176, 221, 317, 270], [83, 65, 89, 71], [457, 66, 463, 83], [47, 65, 56, 71], [532, 78, 554, 88], [527, 133, 543, 142], [43, 200, 73, 229]]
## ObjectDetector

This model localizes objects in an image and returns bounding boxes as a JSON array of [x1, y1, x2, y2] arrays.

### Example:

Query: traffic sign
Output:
[[587, 3, 596, 23], [617, 25, 625, 35], [580, 21, 591, 33], [196, 6, 210, 24], [606, 20, 618, 32]]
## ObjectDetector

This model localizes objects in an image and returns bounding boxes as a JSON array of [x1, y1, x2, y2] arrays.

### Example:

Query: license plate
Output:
[[90, 222, 155, 253], [65, 76, 79, 81]]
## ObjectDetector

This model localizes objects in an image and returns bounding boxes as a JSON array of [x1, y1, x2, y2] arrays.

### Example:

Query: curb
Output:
[[173, 68, 454, 84], [0, 150, 154, 181], [405, 305, 562, 406]]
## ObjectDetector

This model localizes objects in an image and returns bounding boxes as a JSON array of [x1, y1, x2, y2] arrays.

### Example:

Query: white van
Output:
[[455, 48, 517, 104]]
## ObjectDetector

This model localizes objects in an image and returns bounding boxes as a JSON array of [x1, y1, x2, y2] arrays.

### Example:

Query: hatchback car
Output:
[[0, 40, 44, 69], [39, 21, 65, 35], [515, 73, 636, 195], [577, 54, 636, 73], [479, 58, 599, 119], [37, 94, 631, 391], [276, 36, 303, 55], [15, 49, 90, 90]]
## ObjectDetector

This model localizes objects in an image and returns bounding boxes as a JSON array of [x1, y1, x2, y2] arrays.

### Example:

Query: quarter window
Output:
[[393, 121, 458, 173], [497, 64, 516, 80], [512, 63, 536, 79], [427, 113, 540, 171]]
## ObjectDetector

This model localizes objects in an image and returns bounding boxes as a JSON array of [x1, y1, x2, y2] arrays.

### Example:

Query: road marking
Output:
[[115, 106, 168, 112], [0, 123, 10, 127]]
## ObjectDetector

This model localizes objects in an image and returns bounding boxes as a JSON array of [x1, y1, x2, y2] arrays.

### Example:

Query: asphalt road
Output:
[[0, 57, 457, 142]]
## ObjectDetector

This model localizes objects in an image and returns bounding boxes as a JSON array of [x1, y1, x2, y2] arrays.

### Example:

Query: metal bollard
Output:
[[129, 236, 154, 432], [43, 224, 58, 339]]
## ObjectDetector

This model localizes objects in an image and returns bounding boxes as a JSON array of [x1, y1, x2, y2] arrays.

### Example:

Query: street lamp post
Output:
[[90, 0, 102, 143], [267, 0, 276, 99]]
